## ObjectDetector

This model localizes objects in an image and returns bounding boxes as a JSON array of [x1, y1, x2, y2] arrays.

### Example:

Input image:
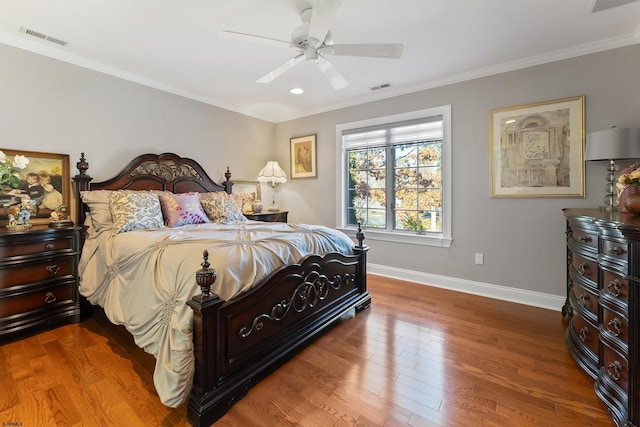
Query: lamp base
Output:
[[267, 207, 280, 212]]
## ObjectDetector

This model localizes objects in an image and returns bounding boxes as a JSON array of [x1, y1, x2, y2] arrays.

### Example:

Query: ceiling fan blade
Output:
[[220, 30, 291, 48], [307, 0, 344, 48], [317, 56, 349, 90], [256, 54, 305, 84], [320, 43, 404, 59]]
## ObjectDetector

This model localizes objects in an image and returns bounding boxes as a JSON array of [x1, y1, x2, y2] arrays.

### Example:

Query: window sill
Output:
[[338, 227, 452, 247]]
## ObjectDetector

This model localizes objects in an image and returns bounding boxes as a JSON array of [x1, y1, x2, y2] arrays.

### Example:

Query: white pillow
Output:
[[81, 190, 113, 232]]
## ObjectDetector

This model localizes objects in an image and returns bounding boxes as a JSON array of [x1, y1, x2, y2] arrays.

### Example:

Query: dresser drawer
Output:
[[0, 282, 73, 317], [0, 235, 74, 258], [571, 279, 598, 319], [601, 269, 628, 305], [570, 313, 599, 358], [600, 237, 628, 265], [570, 226, 598, 250], [0, 257, 74, 289], [601, 304, 628, 345], [602, 345, 628, 393], [570, 252, 598, 284]]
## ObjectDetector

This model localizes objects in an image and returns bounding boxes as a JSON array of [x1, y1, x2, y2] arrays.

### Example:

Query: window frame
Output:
[[336, 105, 452, 247]]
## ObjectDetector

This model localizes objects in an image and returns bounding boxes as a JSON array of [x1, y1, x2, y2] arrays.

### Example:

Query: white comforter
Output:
[[78, 220, 355, 407]]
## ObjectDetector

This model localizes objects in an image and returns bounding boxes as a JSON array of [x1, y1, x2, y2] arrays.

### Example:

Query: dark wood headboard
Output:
[[73, 152, 232, 226]]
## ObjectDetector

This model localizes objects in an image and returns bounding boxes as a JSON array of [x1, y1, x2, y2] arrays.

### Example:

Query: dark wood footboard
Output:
[[72, 153, 370, 426], [186, 236, 370, 426]]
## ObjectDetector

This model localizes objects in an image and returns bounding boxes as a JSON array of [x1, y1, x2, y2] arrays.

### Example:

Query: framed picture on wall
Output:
[[0, 149, 71, 224], [489, 95, 585, 198], [290, 134, 317, 179]]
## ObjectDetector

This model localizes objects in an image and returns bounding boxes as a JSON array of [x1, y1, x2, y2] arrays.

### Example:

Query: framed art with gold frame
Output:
[[489, 96, 585, 198], [290, 134, 317, 179], [0, 149, 70, 225]]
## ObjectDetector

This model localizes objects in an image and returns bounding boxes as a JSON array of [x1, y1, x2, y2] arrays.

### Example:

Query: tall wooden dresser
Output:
[[564, 208, 640, 427], [0, 224, 84, 342]]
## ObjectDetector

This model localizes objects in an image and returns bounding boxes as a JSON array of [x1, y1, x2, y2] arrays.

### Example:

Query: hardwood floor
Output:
[[0, 275, 612, 426]]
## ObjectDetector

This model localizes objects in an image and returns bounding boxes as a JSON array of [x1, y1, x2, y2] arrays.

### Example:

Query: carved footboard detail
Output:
[[187, 245, 369, 427], [238, 271, 356, 339]]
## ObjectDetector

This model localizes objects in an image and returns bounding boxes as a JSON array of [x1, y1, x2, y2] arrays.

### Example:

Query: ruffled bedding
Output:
[[78, 220, 355, 407]]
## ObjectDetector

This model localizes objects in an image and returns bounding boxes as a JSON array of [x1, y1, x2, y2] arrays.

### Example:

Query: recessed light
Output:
[[290, 87, 304, 95]]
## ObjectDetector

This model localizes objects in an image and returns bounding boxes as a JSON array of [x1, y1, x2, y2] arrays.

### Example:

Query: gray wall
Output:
[[275, 44, 640, 298], [0, 43, 275, 188], [2, 41, 638, 301]]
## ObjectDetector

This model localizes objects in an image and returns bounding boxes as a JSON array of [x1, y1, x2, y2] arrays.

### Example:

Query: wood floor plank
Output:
[[0, 274, 612, 426]]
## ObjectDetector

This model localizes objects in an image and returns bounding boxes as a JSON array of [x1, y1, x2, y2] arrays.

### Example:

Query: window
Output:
[[336, 106, 452, 247]]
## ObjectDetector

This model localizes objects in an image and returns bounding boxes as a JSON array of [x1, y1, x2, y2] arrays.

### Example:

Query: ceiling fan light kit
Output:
[[220, 0, 403, 90]]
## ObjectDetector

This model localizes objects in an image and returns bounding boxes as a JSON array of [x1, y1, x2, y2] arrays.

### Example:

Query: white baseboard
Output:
[[368, 263, 565, 312]]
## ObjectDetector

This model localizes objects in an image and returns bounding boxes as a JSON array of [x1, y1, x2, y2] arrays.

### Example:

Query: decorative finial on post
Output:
[[356, 222, 365, 247], [195, 250, 217, 300], [76, 153, 89, 176], [224, 166, 231, 183]]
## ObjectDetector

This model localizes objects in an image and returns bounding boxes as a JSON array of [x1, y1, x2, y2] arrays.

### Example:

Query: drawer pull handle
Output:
[[44, 243, 55, 251], [577, 235, 591, 243], [607, 318, 622, 337], [578, 263, 589, 275], [46, 265, 60, 275], [44, 292, 57, 304], [607, 279, 621, 297], [577, 293, 590, 307], [608, 246, 625, 256], [607, 361, 622, 381], [579, 327, 588, 342]]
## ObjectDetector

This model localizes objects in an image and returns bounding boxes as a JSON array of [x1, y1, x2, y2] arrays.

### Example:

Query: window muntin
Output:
[[337, 106, 452, 247], [345, 119, 443, 234]]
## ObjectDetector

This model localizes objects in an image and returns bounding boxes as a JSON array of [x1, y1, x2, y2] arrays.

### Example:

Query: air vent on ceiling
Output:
[[370, 83, 392, 91], [19, 26, 68, 46]]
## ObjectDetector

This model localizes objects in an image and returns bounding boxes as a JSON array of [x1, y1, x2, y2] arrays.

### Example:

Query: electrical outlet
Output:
[[475, 253, 484, 265]]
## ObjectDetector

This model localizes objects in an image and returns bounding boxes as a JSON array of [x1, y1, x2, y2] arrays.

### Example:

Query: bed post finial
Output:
[[356, 222, 365, 248], [76, 152, 89, 176], [196, 250, 217, 300]]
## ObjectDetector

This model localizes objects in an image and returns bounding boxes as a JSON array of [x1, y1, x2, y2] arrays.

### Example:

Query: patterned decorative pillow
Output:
[[157, 192, 210, 227], [108, 190, 164, 234], [199, 192, 247, 223]]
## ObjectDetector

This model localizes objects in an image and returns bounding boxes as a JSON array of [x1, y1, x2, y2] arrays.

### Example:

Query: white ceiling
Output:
[[1, 0, 639, 123]]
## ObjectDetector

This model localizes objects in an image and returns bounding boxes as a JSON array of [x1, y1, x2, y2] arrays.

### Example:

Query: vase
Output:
[[251, 200, 263, 213], [620, 185, 640, 213]]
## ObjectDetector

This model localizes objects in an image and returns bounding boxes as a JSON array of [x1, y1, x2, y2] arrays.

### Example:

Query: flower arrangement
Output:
[[0, 150, 29, 188], [618, 163, 640, 188]]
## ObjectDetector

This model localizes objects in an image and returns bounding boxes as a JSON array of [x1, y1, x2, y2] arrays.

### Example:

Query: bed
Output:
[[72, 152, 370, 426]]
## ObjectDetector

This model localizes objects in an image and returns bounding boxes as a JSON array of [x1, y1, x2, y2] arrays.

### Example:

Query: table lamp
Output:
[[257, 161, 287, 212], [585, 127, 640, 210]]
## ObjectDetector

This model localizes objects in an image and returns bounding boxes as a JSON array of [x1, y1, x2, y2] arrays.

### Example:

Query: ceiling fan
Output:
[[220, 0, 403, 90]]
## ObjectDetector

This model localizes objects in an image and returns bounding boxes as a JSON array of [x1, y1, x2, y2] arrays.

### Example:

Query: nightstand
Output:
[[244, 211, 288, 223], [0, 224, 84, 342]]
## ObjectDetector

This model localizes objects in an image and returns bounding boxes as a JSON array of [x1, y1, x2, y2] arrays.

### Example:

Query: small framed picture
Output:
[[0, 149, 71, 225], [290, 134, 317, 179], [489, 96, 585, 198]]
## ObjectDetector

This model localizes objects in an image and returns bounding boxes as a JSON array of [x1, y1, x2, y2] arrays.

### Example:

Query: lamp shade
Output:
[[585, 128, 640, 161], [257, 161, 287, 186]]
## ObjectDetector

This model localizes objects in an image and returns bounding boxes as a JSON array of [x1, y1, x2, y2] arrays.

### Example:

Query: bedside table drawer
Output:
[[0, 236, 74, 258], [0, 282, 73, 317], [0, 257, 74, 289]]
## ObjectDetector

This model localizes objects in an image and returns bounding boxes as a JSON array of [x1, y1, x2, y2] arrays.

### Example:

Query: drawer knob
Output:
[[577, 293, 590, 307], [577, 235, 591, 243], [607, 318, 622, 337], [46, 264, 60, 275], [44, 292, 57, 304], [607, 360, 622, 381], [608, 246, 625, 256], [45, 243, 55, 251], [607, 279, 621, 297], [579, 327, 588, 342], [578, 263, 589, 276]]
